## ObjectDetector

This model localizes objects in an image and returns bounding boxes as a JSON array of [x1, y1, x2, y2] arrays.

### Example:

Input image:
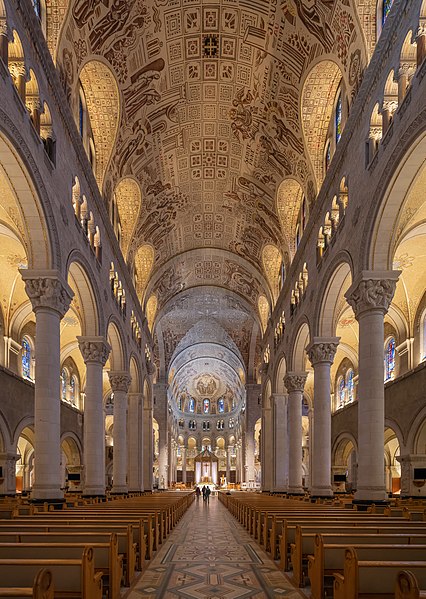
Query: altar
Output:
[[194, 447, 219, 485]]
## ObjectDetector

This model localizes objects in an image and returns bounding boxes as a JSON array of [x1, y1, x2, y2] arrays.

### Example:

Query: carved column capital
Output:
[[284, 372, 307, 393], [306, 337, 340, 366], [108, 371, 132, 393], [21, 270, 73, 318], [78, 336, 110, 365], [345, 271, 400, 318]]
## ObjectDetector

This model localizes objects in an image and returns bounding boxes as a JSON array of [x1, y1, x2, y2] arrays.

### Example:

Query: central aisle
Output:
[[126, 495, 304, 598]]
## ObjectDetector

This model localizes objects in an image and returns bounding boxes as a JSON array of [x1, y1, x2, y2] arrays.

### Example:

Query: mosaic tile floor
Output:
[[124, 496, 304, 599]]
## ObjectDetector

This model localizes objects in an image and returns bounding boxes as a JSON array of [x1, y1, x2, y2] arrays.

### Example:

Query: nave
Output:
[[129, 496, 303, 599]]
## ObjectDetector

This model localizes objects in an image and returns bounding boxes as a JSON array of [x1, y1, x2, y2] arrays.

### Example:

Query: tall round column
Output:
[[346, 272, 399, 503], [182, 447, 187, 485], [261, 395, 273, 491], [226, 446, 231, 483], [21, 271, 73, 502], [284, 373, 307, 495], [78, 337, 110, 497], [307, 338, 339, 497], [272, 393, 288, 492], [143, 394, 153, 491], [109, 372, 132, 494], [128, 393, 143, 492]]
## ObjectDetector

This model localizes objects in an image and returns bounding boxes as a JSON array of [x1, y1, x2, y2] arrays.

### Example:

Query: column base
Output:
[[82, 494, 106, 501], [30, 497, 65, 508], [355, 487, 388, 503], [310, 486, 333, 497], [83, 486, 105, 496], [111, 487, 128, 494], [287, 486, 305, 495], [31, 487, 64, 502]]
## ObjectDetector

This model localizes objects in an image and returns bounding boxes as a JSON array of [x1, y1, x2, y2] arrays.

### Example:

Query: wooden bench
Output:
[[0, 537, 121, 599], [308, 534, 426, 598], [0, 567, 53, 598], [333, 547, 426, 599], [0, 547, 102, 599], [396, 570, 426, 599]]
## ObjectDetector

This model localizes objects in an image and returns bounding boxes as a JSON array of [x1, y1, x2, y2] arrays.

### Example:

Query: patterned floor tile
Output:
[[125, 496, 305, 599]]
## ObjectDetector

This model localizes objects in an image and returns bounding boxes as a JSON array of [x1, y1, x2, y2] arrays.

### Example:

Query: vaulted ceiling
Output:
[[55, 0, 369, 381]]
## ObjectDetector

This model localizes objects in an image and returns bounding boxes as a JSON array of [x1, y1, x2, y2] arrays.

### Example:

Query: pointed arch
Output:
[[258, 295, 269, 334], [106, 318, 126, 372], [114, 178, 141, 260], [262, 244, 282, 303], [134, 244, 155, 302], [79, 60, 120, 190], [276, 178, 305, 258], [301, 60, 343, 188], [146, 294, 158, 333]]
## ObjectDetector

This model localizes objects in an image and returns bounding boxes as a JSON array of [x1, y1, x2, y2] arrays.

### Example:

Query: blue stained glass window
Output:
[[346, 369, 354, 402], [385, 337, 396, 381], [335, 92, 342, 144], [218, 398, 224, 413], [32, 0, 41, 19], [338, 377, 346, 406], [189, 398, 195, 413], [325, 141, 331, 170], [61, 369, 68, 401], [79, 94, 84, 138], [382, 0, 393, 26], [22, 338, 31, 380], [203, 398, 210, 414], [70, 376, 76, 404]]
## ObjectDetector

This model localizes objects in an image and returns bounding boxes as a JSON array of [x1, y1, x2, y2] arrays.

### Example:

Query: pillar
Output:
[[245, 433, 256, 483], [261, 395, 274, 491], [397, 64, 410, 105], [128, 393, 143, 492], [346, 272, 399, 503], [21, 271, 73, 501], [78, 337, 110, 497], [272, 393, 288, 492], [416, 25, 426, 67], [284, 372, 307, 495], [0, 20, 8, 67], [226, 446, 231, 483], [182, 447, 187, 485], [0, 453, 18, 495], [307, 338, 339, 497], [143, 394, 153, 491], [108, 371, 132, 494]]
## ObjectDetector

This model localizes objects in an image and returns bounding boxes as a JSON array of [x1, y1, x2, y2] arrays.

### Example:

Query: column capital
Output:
[[306, 337, 340, 366], [108, 371, 132, 393], [78, 336, 110, 366], [21, 269, 74, 318], [284, 372, 307, 393], [345, 271, 400, 318]]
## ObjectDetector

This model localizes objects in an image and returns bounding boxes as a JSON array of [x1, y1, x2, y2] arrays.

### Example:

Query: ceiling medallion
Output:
[[203, 34, 219, 58]]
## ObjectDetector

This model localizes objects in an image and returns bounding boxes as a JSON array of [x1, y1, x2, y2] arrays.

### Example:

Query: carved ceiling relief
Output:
[[55, 0, 367, 379]]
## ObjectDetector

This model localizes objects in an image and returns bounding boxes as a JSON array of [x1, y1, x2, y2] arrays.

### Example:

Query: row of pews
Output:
[[0, 491, 194, 598], [219, 491, 426, 599]]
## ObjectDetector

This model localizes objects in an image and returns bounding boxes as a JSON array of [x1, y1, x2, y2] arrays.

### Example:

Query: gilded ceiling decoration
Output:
[[114, 178, 141, 260], [56, 0, 368, 382]]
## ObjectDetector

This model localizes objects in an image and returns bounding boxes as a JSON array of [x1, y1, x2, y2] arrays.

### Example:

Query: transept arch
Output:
[[78, 59, 120, 191]]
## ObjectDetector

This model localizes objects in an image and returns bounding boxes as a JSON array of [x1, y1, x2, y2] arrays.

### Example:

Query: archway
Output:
[[384, 426, 401, 494], [15, 426, 35, 494]]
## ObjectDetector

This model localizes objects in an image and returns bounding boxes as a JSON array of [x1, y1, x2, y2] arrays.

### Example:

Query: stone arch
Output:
[[317, 256, 353, 337], [368, 123, 426, 269], [13, 416, 35, 448], [114, 178, 141, 261], [135, 244, 155, 303], [301, 59, 344, 188], [129, 354, 141, 393], [333, 433, 358, 466], [66, 254, 101, 336], [78, 59, 120, 190], [291, 321, 311, 371], [408, 405, 426, 454], [257, 295, 269, 334], [45, 0, 70, 61], [0, 128, 54, 269], [262, 243, 282, 303], [274, 354, 287, 394], [106, 317, 126, 371], [60, 433, 82, 466], [146, 294, 158, 333], [276, 177, 305, 259], [263, 378, 272, 408]]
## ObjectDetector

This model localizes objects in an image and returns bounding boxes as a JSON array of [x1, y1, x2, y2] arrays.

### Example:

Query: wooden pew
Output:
[[308, 533, 426, 599], [0, 537, 121, 599], [0, 567, 53, 598], [396, 570, 426, 599], [0, 547, 102, 599], [333, 547, 426, 599]]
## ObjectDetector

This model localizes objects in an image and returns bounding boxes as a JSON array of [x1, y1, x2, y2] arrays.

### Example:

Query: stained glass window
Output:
[[70, 376, 76, 404], [22, 338, 31, 380], [385, 337, 396, 381], [189, 398, 195, 413], [203, 398, 210, 414], [32, 0, 41, 19], [61, 369, 68, 401], [325, 141, 331, 170], [218, 398, 224, 413], [295, 224, 300, 248], [301, 197, 307, 231], [382, 0, 393, 26], [335, 91, 342, 144], [338, 377, 346, 406], [346, 369, 354, 402], [79, 93, 84, 138]]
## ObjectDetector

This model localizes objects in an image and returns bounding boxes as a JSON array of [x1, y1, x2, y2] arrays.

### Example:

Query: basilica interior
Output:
[[0, 0, 426, 595]]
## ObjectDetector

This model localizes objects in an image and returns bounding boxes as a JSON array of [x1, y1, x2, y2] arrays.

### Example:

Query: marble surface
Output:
[[125, 496, 304, 598]]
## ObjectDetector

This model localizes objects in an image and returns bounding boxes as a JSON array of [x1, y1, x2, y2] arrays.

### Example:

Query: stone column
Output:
[[245, 432, 256, 483], [128, 393, 143, 492], [226, 446, 231, 483], [108, 372, 132, 494], [182, 447, 187, 485], [0, 20, 8, 67], [143, 394, 153, 491], [262, 395, 274, 491], [346, 272, 399, 502], [0, 453, 18, 495], [21, 271, 73, 501], [272, 393, 288, 492], [307, 338, 339, 497], [284, 372, 307, 495], [416, 25, 426, 67], [78, 337, 110, 497]]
